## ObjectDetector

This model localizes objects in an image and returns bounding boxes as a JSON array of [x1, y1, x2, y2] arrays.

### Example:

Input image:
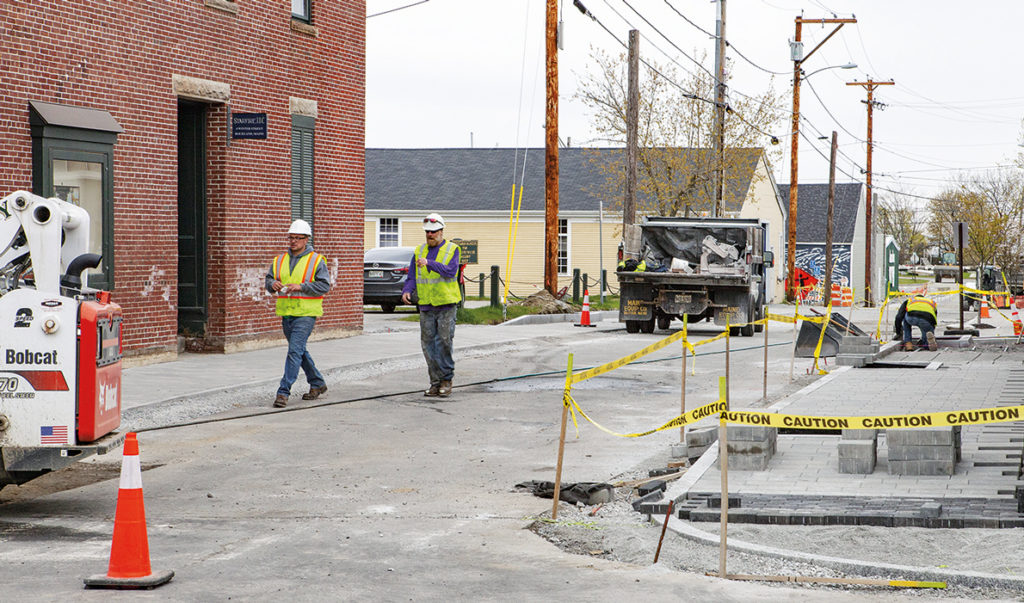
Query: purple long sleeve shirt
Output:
[[402, 240, 461, 311]]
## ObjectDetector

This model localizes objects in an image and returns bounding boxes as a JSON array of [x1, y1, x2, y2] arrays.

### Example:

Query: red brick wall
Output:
[[0, 1, 365, 355]]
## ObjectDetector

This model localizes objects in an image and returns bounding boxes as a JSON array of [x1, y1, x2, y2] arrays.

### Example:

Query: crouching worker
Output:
[[894, 295, 938, 351]]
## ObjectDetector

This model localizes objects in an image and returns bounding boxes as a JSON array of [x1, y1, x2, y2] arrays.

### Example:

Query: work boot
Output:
[[424, 383, 440, 397], [438, 380, 452, 397], [903, 342, 916, 352], [926, 331, 938, 351], [274, 394, 288, 408], [302, 385, 328, 400]]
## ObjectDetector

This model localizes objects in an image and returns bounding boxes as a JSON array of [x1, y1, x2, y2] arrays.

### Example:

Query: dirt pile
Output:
[[511, 290, 576, 314]]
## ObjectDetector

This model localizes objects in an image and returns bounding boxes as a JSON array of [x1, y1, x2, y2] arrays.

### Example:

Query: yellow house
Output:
[[364, 148, 786, 302]]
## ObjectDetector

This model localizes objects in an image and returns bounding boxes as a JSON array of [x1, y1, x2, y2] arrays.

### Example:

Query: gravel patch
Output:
[[525, 452, 1024, 600]]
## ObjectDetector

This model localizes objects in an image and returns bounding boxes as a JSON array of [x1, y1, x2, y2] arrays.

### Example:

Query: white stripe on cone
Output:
[[119, 454, 143, 490]]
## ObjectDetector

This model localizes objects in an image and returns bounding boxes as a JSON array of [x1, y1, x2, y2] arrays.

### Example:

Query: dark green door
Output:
[[177, 101, 207, 335]]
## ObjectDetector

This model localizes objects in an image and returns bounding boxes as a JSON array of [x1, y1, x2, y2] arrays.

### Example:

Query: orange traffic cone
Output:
[[1013, 307, 1022, 336], [575, 288, 596, 327], [980, 300, 991, 319], [85, 433, 173, 589]]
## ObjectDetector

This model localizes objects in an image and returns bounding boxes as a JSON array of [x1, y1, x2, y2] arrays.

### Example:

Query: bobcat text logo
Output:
[[5, 349, 58, 365]]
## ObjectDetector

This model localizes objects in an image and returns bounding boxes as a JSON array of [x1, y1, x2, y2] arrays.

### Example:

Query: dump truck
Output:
[[617, 216, 773, 336]]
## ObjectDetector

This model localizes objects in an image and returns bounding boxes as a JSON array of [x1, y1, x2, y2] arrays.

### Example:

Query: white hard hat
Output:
[[289, 219, 312, 236], [422, 213, 445, 231]]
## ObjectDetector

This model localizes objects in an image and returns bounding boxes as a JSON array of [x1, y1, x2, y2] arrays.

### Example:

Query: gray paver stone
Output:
[[888, 443, 957, 461], [686, 426, 718, 447], [727, 425, 777, 442], [841, 429, 878, 440], [887, 427, 957, 446], [888, 459, 956, 476]]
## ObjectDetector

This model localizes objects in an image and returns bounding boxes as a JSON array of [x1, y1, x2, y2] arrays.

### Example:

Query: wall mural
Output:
[[793, 243, 852, 305]]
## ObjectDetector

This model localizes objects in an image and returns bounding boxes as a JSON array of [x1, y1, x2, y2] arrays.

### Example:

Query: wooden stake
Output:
[[653, 500, 675, 564], [719, 373, 729, 577], [709, 573, 945, 589], [551, 353, 574, 519], [680, 314, 688, 443], [762, 304, 768, 401]]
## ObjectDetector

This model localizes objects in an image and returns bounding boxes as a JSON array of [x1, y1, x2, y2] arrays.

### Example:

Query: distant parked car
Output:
[[363, 246, 416, 313]]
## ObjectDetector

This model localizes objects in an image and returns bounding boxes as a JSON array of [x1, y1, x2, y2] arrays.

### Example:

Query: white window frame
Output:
[[292, 0, 311, 21], [376, 217, 401, 248], [557, 218, 570, 276]]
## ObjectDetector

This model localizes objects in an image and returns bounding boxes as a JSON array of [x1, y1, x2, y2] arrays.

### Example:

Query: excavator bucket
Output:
[[794, 312, 867, 358]]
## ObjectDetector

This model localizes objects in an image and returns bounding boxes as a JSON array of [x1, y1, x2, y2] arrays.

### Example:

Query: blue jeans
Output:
[[278, 316, 325, 396], [420, 306, 456, 385], [902, 315, 934, 347]]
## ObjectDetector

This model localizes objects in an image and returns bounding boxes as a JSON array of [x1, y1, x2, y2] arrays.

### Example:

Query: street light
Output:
[[786, 57, 857, 301]]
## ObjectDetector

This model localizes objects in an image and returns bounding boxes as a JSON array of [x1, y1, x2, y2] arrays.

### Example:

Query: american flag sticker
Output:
[[40, 425, 68, 445]]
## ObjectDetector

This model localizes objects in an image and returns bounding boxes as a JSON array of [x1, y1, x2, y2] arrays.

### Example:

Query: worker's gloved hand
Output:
[[623, 259, 639, 272]]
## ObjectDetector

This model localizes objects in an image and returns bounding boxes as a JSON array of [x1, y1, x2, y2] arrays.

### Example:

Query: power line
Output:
[[662, 0, 789, 75], [802, 76, 864, 143], [367, 0, 430, 19]]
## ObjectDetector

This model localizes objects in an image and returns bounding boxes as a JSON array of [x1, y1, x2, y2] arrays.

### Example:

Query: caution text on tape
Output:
[[721, 405, 1024, 429]]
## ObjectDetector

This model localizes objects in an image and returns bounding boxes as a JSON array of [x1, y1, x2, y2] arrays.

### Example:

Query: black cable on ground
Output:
[[135, 337, 794, 433]]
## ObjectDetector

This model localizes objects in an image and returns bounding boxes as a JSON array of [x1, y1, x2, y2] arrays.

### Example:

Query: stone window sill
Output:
[[204, 0, 238, 15], [290, 18, 318, 37]]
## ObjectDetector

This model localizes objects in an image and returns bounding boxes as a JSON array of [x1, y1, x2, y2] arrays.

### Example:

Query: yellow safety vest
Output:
[[414, 240, 462, 307], [272, 251, 326, 317], [907, 296, 937, 321]]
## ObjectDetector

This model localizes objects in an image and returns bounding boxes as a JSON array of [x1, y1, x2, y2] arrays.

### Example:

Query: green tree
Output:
[[927, 171, 1024, 270], [877, 190, 928, 263]]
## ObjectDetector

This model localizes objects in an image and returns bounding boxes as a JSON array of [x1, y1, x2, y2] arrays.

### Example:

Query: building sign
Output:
[[231, 112, 267, 139], [451, 239, 478, 264]]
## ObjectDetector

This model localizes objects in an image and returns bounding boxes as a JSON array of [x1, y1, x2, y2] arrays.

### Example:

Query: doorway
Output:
[[177, 101, 207, 336]]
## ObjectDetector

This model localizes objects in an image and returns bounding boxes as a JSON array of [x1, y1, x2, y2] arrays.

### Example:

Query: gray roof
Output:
[[366, 148, 763, 213], [777, 183, 863, 244]]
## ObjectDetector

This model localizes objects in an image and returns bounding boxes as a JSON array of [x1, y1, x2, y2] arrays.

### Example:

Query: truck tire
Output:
[[640, 317, 656, 333], [381, 303, 396, 313], [729, 326, 740, 337], [935, 274, 941, 283], [657, 314, 671, 330], [625, 320, 641, 334], [741, 323, 754, 337]]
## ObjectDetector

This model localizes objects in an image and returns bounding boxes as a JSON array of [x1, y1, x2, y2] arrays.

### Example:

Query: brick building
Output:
[[0, 1, 365, 362]]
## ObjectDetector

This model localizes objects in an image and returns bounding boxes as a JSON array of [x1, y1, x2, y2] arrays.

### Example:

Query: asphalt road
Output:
[[0, 315, 882, 600]]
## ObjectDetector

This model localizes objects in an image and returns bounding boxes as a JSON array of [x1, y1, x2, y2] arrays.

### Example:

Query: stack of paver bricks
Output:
[[835, 335, 881, 367], [838, 429, 878, 474], [717, 424, 777, 470], [683, 426, 718, 460], [887, 426, 961, 476]]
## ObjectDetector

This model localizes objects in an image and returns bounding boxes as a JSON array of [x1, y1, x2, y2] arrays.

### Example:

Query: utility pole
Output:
[[624, 29, 639, 229], [544, 0, 559, 294], [711, 0, 727, 216], [847, 78, 894, 307], [786, 16, 856, 301], [825, 131, 837, 299]]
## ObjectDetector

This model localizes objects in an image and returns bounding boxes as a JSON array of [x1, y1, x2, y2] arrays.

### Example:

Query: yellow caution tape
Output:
[[767, 313, 796, 324], [721, 404, 1024, 429], [564, 395, 727, 438], [889, 580, 946, 589], [571, 329, 688, 383]]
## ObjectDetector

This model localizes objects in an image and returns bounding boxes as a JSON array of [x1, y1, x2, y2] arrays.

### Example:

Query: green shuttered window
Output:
[[291, 115, 315, 230]]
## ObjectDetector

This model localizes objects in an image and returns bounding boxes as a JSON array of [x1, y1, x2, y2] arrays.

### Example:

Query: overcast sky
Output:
[[366, 1, 1024, 204]]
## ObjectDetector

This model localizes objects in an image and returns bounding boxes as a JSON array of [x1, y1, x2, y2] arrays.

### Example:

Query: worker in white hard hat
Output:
[[401, 213, 462, 397], [265, 218, 332, 407]]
